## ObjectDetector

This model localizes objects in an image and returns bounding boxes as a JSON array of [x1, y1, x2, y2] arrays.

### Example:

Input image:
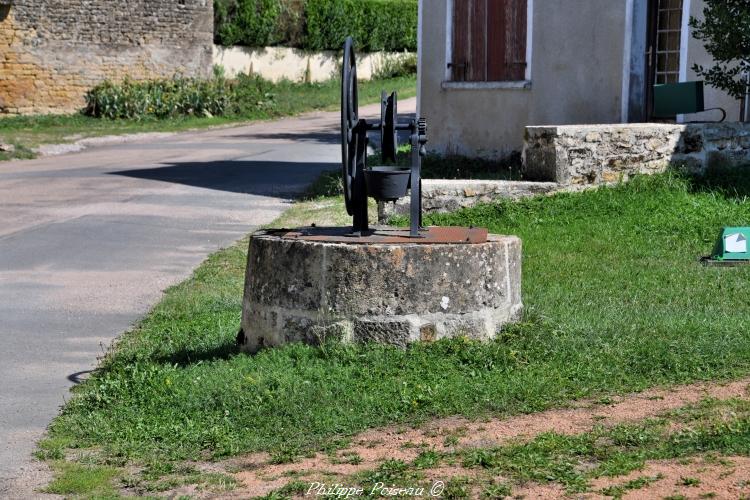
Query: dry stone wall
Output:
[[0, 0, 213, 114], [523, 123, 750, 185], [378, 179, 560, 222]]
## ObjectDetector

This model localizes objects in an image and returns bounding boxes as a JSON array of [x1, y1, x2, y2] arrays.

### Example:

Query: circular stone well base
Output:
[[239, 227, 522, 353]]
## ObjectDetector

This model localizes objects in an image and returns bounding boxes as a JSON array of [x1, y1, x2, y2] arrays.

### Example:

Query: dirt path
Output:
[[515, 456, 750, 499], [225, 377, 750, 498]]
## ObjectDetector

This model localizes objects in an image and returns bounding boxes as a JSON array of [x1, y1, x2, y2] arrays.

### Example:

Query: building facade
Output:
[[418, 0, 741, 158], [0, 0, 213, 114]]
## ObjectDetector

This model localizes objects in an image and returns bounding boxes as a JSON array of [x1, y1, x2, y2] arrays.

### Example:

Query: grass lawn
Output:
[[0, 76, 417, 162], [39, 170, 750, 496]]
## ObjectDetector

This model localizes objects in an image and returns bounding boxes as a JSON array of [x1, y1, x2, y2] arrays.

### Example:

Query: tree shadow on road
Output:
[[225, 131, 340, 144], [110, 160, 339, 197]]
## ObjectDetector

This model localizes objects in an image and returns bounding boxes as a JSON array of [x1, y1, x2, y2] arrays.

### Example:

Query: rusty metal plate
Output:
[[268, 226, 489, 244]]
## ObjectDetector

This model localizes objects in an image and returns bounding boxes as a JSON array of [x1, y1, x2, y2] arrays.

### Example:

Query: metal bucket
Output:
[[365, 166, 411, 202]]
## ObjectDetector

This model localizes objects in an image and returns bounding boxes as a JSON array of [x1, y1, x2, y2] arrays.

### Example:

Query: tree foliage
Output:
[[690, 0, 750, 100], [213, 0, 418, 52]]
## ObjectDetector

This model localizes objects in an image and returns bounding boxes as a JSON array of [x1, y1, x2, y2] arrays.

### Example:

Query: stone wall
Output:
[[378, 179, 560, 221], [0, 0, 213, 114], [214, 45, 415, 83], [378, 123, 750, 223], [523, 123, 750, 185]]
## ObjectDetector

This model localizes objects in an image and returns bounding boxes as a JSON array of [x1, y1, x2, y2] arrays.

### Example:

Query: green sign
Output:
[[653, 81, 705, 118], [712, 227, 750, 261]]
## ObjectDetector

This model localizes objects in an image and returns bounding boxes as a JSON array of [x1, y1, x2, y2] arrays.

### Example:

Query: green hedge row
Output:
[[214, 0, 417, 52]]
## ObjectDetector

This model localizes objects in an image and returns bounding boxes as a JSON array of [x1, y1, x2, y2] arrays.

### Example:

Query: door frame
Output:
[[643, 0, 692, 121], [644, 0, 659, 120]]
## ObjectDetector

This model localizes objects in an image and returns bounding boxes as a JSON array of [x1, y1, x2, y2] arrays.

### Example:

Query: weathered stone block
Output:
[[240, 230, 523, 353], [378, 179, 560, 222], [523, 123, 750, 187], [353, 319, 412, 347]]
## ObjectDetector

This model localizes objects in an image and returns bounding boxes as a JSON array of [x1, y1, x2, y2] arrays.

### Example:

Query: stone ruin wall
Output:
[[0, 0, 213, 114], [523, 123, 750, 186]]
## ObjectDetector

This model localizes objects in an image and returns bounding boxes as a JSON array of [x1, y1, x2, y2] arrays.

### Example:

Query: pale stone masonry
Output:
[[523, 123, 750, 185], [240, 230, 523, 353], [0, 0, 213, 114], [379, 123, 750, 222], [378, 179, 560, 221]]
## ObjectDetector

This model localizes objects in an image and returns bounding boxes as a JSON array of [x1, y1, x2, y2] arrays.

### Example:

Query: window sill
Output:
[[441, 81, 532, 90]]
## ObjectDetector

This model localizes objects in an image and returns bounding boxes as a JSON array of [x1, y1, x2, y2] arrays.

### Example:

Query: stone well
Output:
[[239, 227, 523, 353]]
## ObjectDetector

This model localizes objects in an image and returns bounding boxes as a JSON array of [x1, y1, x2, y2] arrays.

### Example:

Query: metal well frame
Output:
[[341, 37, 427, 238]]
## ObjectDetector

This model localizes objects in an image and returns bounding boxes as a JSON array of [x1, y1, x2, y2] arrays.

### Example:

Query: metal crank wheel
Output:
[[341, 36, 360, 216]]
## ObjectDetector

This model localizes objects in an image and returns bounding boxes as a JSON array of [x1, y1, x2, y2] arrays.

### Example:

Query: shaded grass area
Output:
[[41, 172, 750, 494], [319, 147, 520, 200], [0, 76, 416, 162], [370, 145, 522, 180]]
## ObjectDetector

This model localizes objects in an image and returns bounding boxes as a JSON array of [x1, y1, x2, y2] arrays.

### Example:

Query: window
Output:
[[450, 0, 528, 82], [653, 0, 683, 84]]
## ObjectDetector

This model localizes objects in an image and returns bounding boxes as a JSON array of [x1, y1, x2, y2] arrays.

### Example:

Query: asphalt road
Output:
[[0, 98, 416, 498]]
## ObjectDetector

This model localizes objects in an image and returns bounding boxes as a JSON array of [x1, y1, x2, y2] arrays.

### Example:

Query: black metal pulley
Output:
[[340, 37, 428, 238]]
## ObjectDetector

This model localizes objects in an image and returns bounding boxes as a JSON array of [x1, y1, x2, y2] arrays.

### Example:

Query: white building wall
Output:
[[683, 0, 742, 122], [420, 0, 742, 158], [420, 0, 629, 158]]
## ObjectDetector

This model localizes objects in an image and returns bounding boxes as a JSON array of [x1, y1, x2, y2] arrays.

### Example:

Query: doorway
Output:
[[645, 0, 684, 119]]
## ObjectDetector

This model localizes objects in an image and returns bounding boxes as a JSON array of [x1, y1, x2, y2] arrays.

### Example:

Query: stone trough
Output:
[[238, 227, 522, 353]]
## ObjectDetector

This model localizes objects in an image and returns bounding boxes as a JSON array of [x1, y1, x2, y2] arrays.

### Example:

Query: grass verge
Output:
[[264, 396, 750, 498], [0, 75, 416, 162], [39, 170, 750, 496]]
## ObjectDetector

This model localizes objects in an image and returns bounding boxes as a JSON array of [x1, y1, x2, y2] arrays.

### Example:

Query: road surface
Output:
[[0, 98, 416, 498]]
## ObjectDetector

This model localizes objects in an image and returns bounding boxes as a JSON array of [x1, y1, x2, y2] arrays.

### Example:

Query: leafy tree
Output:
[[690, 0, 750, 100]]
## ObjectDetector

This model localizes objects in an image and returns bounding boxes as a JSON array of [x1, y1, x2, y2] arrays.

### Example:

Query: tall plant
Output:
[[690, 0, 750, 100]]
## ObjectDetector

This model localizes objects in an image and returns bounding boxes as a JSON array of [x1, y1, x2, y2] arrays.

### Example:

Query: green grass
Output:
[[0, 75, 416, 161], [600, 475, 664, 499], [42, 459, 236, 498], [44, 461, 121, 497], [41, 170, 750, 492]]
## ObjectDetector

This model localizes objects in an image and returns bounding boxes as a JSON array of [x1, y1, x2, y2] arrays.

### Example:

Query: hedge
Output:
[[214, 0, 418, 52], [305, 0, 417, 52], [214, 0, 283, 47]]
